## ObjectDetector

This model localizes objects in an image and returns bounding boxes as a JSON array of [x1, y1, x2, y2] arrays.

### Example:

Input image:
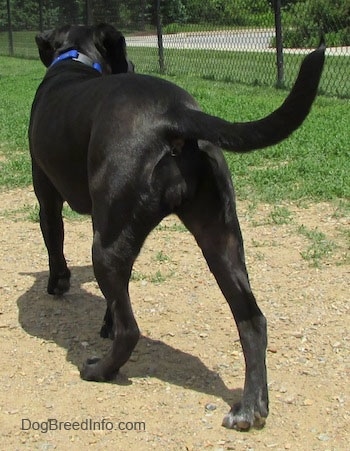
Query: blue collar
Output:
[[50, 49, 102, 74]]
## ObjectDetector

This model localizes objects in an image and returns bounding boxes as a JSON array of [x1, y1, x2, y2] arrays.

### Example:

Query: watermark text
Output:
[[21, 418, 146, 434]]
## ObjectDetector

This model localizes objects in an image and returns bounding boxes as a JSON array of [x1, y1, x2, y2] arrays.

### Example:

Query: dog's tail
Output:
[[167, 41, 325, 152]]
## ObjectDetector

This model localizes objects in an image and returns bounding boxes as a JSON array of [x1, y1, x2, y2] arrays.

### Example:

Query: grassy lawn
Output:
[[0, 55, 349, 205], [127, 46, 350, 98], [1, 31, 349, 97], [0, 31, 38, 59]]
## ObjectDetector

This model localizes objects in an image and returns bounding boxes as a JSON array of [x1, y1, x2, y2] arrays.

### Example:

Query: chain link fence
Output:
[[0, 1, 349, 97]]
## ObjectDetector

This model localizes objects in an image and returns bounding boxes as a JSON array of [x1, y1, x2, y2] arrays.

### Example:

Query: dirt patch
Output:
[[1, 188, 349, 450]]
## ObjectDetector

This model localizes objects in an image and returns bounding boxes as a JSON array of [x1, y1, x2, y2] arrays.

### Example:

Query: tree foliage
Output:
[[1, 0, 273, 30], [283, 0, 350, 47], [1, 0, 349, 47]]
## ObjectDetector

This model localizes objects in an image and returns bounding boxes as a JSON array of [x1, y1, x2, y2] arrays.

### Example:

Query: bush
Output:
[[283, 0, 350, 47], [179, 0, 272, 26]]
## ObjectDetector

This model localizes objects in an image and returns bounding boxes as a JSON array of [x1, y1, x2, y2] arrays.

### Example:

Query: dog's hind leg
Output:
[[177, 153, 268, 430], [32, 162, 71, 295]]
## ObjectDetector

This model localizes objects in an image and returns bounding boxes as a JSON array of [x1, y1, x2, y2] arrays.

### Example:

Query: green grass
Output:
[[0, 57, 44, 187], [127, 46, 350, 98], [298, 225, 336, 268], [331, 200, 350, 219], [156, 222, 188, 233], [0, 31, 38, 59], [164, 74, 349, 203], [268, 206, 293, 225], [154, 251, 171, 262], [0, 202, 83, 222], [2, 31, 349, 97], [0, 55, 349, 206], [130, 269, 173, 284]]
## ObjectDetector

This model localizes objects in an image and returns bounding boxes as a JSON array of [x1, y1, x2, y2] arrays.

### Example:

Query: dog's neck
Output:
[[49, 49, 102, 74]]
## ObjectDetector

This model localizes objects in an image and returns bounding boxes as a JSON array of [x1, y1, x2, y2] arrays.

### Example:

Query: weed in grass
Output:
[[246, 202, 258, 214], [251, 238, 278, 248], [249, 205, 293, 227], [156, 223, 187, 233], [242, 201, 258, 221], [268, 206, 293, 225], [130, 270, 146, 282], [130, 269, 173, 284], [254, 251, 265, 261], [26, 204, 39, 222], [62, 205, 86, 221], [332, 200, 350, 219], [150, 270, 167, 284], [0, 203, 36, 221], [337, 226, 350, 242], [335, 227, 350, 266], [154, 251, 170, 262], [298, 225, 336, 268], [20, 203, 85, 222]]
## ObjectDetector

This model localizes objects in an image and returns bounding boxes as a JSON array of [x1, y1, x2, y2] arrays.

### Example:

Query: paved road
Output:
[[126, 30, 274, 51], [126, 30, 350, 55]]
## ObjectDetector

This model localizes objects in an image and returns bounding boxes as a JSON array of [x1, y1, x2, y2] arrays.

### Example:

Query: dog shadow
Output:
[[17, 265, 240, 407]]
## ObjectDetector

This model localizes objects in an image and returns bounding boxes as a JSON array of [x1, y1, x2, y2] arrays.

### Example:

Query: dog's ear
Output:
[[35, 26, 71, 67], [35, 30, 56, 67], [93, 23, 131, 74]]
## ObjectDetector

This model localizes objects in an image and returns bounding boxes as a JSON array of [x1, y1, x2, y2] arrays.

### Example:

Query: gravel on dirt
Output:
[[1, 188, 349, 450]]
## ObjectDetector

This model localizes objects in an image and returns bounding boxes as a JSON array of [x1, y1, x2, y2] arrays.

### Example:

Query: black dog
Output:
[[29, 23, 325, 430]]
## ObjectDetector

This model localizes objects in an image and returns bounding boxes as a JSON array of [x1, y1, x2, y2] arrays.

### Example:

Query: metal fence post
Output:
[[156, 0, 165, 73], [274, 0, 284, 88], [86, 0, 93, 25], [6, 0, 14, 56], [39, 0, 43, 32]]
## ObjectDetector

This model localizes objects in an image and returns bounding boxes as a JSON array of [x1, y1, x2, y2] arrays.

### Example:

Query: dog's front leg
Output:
[[32, 162, 71, 295]]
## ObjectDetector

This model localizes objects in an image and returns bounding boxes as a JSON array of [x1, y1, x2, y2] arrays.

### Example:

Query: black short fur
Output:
[[29, 23, 325, 430]]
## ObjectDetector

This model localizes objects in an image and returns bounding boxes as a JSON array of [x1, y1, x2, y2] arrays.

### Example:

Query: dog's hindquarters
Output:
[[84, 131, 269, 429]]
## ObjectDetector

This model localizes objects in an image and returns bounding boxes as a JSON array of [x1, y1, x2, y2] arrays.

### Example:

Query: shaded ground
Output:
[[1, 188, 349, 450]]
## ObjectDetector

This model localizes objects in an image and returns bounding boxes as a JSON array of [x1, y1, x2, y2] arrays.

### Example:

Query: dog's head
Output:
[[35, 23, 133, 74]]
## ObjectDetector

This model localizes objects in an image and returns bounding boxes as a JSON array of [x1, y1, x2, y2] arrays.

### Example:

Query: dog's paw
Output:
[[80, 357, 106, 382], [47, 269, 71, 295], [80, 357, 118, 382], [222, 402, 267, 431]]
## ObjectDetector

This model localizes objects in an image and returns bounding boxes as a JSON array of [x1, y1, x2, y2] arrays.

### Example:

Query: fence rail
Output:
[[0, 1, 349, 98]]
